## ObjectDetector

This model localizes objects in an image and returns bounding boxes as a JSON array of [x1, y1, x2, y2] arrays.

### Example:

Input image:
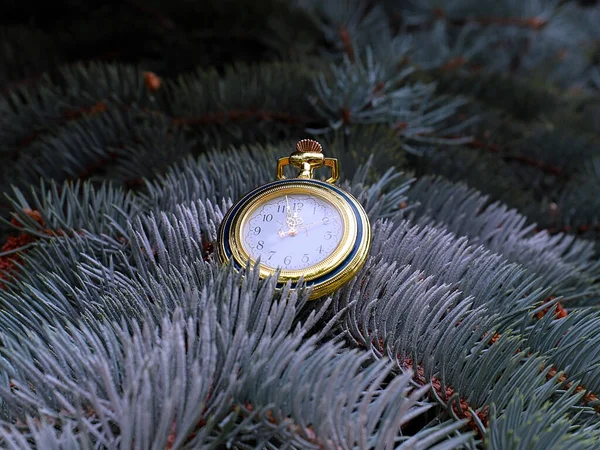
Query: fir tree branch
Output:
[[467, 137, 567, 177], [405, 176, 600, 304], [416, 9, 549, 30], [170, 109, 313, 126]]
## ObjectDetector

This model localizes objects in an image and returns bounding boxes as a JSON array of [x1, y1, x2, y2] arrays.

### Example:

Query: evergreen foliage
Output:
[[1, 0, 600, 448]]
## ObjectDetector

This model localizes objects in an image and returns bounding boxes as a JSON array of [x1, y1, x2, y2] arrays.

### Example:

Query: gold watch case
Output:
[[217, 140, 371, 300]]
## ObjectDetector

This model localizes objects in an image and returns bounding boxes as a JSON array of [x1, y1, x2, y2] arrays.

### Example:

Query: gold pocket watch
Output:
[[217, 139, 371, 299]]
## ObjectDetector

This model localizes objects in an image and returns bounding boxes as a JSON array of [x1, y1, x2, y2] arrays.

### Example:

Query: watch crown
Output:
[[296, 139, 322, 154]]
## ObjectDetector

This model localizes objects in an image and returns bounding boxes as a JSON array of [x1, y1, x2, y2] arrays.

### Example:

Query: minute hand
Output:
[[298, 217, 331, 236], [301, 219, 327, 229], [279, 218, 327, 237], [285, 195, 292, 219]]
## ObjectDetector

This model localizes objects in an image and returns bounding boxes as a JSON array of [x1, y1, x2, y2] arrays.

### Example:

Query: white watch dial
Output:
[[242, 194, 343, 270]]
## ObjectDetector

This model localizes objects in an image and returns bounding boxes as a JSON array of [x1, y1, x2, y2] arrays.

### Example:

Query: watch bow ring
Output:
[[217, 139, 372, 300]]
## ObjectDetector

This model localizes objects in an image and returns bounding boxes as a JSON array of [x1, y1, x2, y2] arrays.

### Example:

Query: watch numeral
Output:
[[322, 216, 330, 224], [324, 231, 333, 240], [263, 214, 273, 222], [317, 245, 323, 254], [293, 202, 303, 211], [257, 240, 264, 250], [277, 205, 285, 213], [268, 251, 276, 261], [254, 226, 261, 235], [284, 255, 292, 265], [302, 253, 309, 263]]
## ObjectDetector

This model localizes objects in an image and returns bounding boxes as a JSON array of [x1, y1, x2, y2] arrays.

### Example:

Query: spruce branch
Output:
[[0, 62, 155, 150], [367, 220, 551, 327], [163, 62, 317, 131], [312, 50, 473, 154], [291, 0, 393, 58], [408, 21, 491, 71], [486, 386, 600, 450], [5, 180, 142, 238], [525, 310, 600, 403], [334, 253, 596, 444], [397, 0, 558, 28], [0, 251, 472, 448], [405, 176, 600, 304]]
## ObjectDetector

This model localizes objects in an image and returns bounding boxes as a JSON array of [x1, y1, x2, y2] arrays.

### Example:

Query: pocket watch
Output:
[[217, 139, 371, 300]]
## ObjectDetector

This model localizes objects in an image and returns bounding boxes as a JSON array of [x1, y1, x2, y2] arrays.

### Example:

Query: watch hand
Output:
[[280, 226, 301, 237], [285, 196, 300, 229], [278, 218, 299, 237], [285, 196, 292, 219], [279, 197, 299, 236], [298, 216, 331, 237], [300, 217, 330, 229], [279, 213, 331, 237], [280, 229, 300, 237], [281, 217, 326, 237]]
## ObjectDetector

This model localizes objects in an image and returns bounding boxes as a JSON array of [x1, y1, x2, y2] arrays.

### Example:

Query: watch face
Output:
[[241, 194, 344, 270]]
